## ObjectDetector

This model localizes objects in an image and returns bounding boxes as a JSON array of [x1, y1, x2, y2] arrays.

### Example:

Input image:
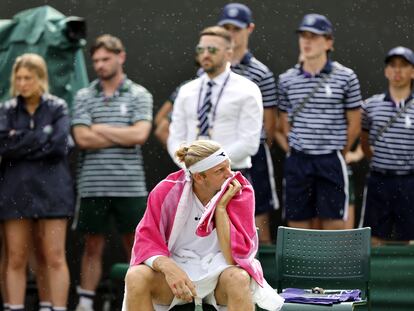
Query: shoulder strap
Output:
[[373, 97, 414, 144], [290, 68, 335, 126]]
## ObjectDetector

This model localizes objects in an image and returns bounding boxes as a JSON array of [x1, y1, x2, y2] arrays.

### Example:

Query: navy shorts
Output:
[[362, 172, 414, 240], [284, 150, 349, 221], [250, 143, 279, 215]]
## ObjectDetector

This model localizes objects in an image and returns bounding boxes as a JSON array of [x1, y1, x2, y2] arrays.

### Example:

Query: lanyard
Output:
[[197, 73, 231, 130]]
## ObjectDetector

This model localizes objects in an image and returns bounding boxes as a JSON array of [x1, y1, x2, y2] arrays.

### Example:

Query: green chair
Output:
[[275, 226, 371, 310]]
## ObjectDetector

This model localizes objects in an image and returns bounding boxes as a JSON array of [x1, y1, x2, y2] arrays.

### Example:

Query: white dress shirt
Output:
[[168, 66, 263, 169]]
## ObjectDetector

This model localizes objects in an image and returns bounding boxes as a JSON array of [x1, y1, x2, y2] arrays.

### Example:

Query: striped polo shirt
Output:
[[277, 60, 362, 154], [362, 92, 414, 174], [72, 78, 153, 197], [232, 52, 277, 141], [231, 52, 277, 109]]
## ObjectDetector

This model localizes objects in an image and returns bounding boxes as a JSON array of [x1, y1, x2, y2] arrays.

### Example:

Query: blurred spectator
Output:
[[343, 142, 364, 228], [157, 5, 278, 244], [71, 34, 153, 311], [277, 14, 362, 230], [360, 46, 414, 245], [0, 53, 74, 311], [154, 80, 192, 147], [167, 26, 263, 178], [217, 3, 279, 244]]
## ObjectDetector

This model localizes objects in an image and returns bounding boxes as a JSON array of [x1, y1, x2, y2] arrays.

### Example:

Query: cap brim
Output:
[[218, 19, 248, 29], [385, 54, 414, 65], [297, 26, 331, 35]]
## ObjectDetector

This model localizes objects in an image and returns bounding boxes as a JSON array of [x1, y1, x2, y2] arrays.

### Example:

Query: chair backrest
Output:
[[275, 226, 371, 299]]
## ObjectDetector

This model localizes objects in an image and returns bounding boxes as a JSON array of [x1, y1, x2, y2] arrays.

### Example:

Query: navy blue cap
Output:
[[297, 13, 333, 35], [218, 3, 252, 29], [385, 46, 414, 65]]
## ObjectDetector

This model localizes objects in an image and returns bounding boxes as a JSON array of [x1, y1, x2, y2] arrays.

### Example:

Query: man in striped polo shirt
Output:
[[217, 3, 279, 244], [360, 47, 414, 245], [72, 35, 153, 311], [277, 14, 362, 230]]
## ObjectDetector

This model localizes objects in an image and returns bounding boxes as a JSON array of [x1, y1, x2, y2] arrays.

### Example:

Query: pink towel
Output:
[[196, 171, 263, 286], [130, 170, 263, 286]]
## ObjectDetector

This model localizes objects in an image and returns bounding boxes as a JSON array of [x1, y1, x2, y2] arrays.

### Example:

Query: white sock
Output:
[[77, 286, 95, 309], [3, 303, 10, 311], [53, 307, 67, 311], [39, 301, 53, 311], [9, 305, 25, 311]]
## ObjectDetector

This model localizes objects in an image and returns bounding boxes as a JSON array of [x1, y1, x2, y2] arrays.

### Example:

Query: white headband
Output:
[[188, 148, 229, 173]]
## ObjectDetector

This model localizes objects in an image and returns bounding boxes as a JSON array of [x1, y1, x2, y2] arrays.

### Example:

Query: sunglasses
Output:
[[195, 45, 220, 55]]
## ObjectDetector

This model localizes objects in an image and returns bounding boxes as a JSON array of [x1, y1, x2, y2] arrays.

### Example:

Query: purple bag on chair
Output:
[[280, 288, 361, 305]]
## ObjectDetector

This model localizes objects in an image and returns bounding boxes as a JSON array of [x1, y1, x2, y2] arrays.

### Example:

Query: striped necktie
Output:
[[198, 80, 214, 137]]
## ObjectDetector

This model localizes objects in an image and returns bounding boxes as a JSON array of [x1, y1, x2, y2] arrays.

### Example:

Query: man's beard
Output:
[[203, 64, 219, 74], [203, 61, 226, 76], [98, 69, 118, 81]]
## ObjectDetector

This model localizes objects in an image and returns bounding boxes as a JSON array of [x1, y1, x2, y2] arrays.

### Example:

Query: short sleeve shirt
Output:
[[277, 60, 362, 154], [362, 92, 414, 174], [72, 78, 153, 197]]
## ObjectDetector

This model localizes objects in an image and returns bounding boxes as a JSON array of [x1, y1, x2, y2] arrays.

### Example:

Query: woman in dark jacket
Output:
[[0, 53, 74, 311]]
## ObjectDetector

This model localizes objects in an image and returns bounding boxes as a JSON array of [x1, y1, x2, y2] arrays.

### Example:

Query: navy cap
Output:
[[297, 13, 333, 35], [385, 46, 414, 65], [218, 3, 252, 29]]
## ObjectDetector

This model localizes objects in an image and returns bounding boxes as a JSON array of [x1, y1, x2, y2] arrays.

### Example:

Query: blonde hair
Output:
[[10, 53, 49, 97], [175, 140, 221, 169]]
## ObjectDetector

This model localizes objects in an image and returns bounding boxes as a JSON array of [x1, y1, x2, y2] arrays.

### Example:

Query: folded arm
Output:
[[72, 125, 115, 150], [91, 120, 152, 147], [27, 105, 72, 159], [0, 129, 44, 159]]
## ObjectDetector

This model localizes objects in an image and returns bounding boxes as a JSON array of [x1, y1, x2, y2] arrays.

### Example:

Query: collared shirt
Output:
[[168, 66, 263, 169], [231, 51, 277, 109], [72, 78, 153, 197], [277, 60, 362, 155], [195, 52, 276, 141], [362, 91, 414, 174]]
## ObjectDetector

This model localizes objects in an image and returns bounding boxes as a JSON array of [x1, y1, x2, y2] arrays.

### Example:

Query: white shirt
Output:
[[143, 190, 231, 309], [144, 191, 227, 280], [172, 191, 228, 281], [168, 66, 263, 169]]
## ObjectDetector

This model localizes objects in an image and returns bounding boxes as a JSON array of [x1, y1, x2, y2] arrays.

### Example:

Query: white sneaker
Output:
[[75, 305, 94, 311]]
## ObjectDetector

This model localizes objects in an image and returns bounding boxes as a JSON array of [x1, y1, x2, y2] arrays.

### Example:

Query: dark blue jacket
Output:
[[0, 94, 74, 219]]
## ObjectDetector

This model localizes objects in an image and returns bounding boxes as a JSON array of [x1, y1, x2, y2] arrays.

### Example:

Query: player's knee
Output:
[[125, 265, 154, 294], [222, 267, 251, 293]]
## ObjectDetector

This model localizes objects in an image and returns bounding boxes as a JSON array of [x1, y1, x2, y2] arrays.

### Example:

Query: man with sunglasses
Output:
[[277, 14, 362, 230], [217, 3, 279, 244], [167, 26, 263, 176]]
